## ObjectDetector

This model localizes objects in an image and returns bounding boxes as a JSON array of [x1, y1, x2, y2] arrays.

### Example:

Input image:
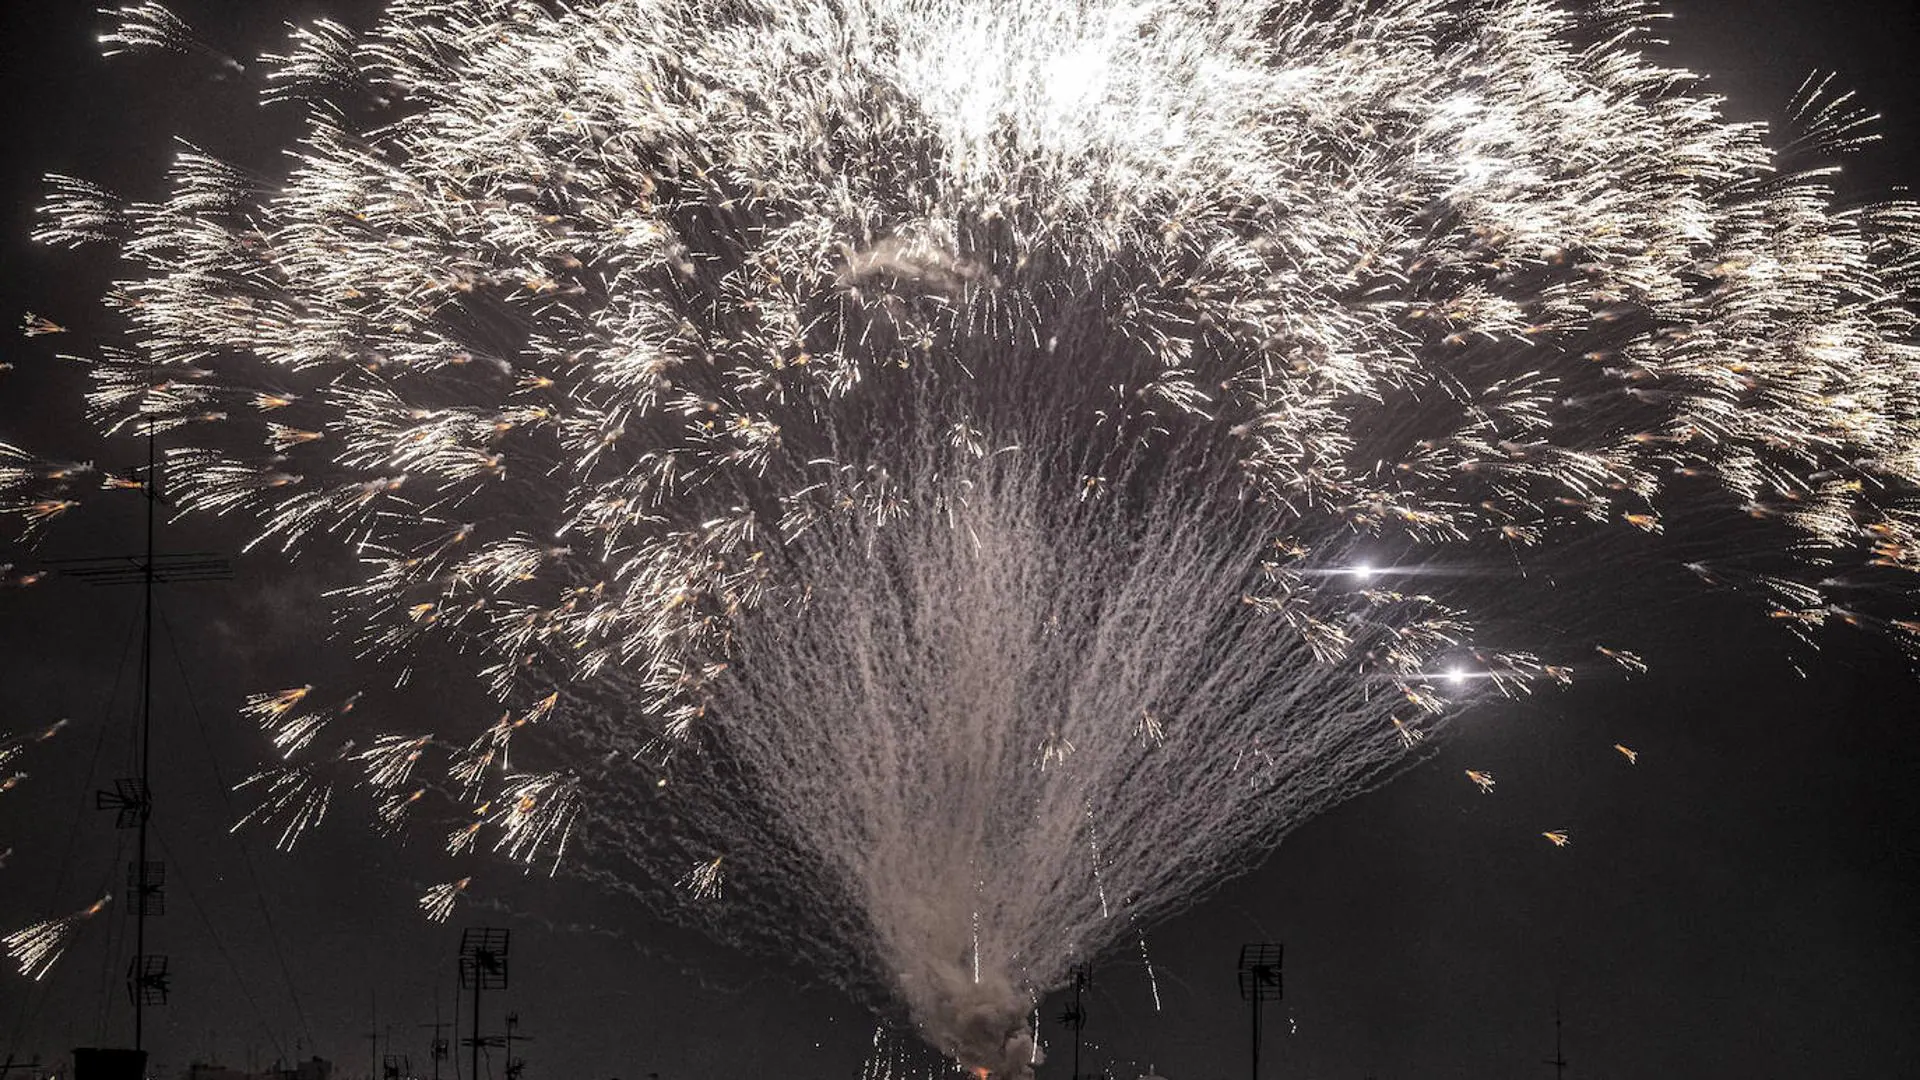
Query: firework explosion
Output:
[[6, 1, 1920, 1074]]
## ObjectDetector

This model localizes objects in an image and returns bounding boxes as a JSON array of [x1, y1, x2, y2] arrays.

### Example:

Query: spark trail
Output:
[[7, 2, 1920, 1075]]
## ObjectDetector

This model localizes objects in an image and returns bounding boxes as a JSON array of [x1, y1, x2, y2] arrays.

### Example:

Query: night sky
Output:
[[1, 2, 1916, 1078]]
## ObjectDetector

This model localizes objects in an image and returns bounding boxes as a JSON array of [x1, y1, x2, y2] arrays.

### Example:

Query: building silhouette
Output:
[[183, 1058, 332, 1080]]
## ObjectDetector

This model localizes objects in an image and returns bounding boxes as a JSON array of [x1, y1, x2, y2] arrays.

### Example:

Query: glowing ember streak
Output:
[[419, 878, 473, 923], [5, 895, 110, 981]]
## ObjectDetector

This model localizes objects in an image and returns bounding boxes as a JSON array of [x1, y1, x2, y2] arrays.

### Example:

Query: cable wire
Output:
[[157, 601, 317, 1053]]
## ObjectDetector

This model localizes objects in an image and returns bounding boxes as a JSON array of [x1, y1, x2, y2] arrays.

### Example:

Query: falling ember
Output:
[[1465, 770, 1496, 794], [1614, 744, 1639, 764], [418, 878, 472, 923], [1594, 647, 1648, 675], [232, 763, 332, 851], [6, 1, 1920, 1076], [5, 895, 111, 980], [1393, 717, 1427, 748], [1139, 929, 1164, 1012], [0, 720, 71, 779], [678, 856, 726, 902], [1543, 831, 1572, 848], [244, 686, 312, 724]]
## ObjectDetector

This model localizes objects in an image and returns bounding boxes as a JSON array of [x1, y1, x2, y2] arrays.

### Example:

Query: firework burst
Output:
[[4, 895, 110, 982], [7, 1, 1920, 1074], [418, 877, 473, 923]]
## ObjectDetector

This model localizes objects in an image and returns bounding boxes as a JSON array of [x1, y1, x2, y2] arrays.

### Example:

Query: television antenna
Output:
[[1237, 943, 1283, 1080], [70, 385, 231, 1052], [459, 928, 511, 1080], [1054, 961, 1092, 1079]]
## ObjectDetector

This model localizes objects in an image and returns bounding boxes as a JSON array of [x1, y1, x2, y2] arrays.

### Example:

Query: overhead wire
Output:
[[150, 822, 291, 1064], [157, 601, 317, 1054], [3, 606, 141, 1058]]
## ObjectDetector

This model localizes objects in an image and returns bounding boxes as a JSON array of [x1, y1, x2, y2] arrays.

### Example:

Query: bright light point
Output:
[[1446, 667, 1467, 685], [1351, 564, 1375, 580]]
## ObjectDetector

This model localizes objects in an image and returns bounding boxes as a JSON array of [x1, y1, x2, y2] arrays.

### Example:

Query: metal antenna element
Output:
[[464, 1005, 532, 1080], [95, 779, 150, 831], [46, 552, 232, 586], [125, 955, 169, 1007], [459, 928, 511, 1080], [1237, 943, 1284, 1080], [420, 1013, 452, 1080], [1054, 961, 1092, 1079], [502, 1012, 532, 1080], [367, 990, 380, 1080]]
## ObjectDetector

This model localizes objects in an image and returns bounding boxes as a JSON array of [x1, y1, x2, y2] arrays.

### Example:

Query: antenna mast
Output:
[[76, 362, 231, 1057], [126, 365, 168, 1047], [1054, 962, 1091, 1079], [1237, 944, 1283, 1080], [422, 1005, 452, 1080], [1544, 1001, 1569, 1080], [459, 928, 511, 1080]]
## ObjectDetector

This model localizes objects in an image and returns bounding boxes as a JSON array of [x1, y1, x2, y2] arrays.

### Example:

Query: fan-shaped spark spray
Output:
[[8, 2, 1920, 1074]]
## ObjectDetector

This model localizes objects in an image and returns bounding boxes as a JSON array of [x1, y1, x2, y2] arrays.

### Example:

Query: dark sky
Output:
[[1, 2, 1916, 1078]]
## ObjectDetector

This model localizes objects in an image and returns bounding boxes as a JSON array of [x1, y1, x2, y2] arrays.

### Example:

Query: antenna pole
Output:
[[1251, 987, 1259, 1080], [459, 928, 510, 1080], [1072, 972, 1082, 1080], [76, 367, 232, 1052], [1544, 1000, 1570, 1079], [1237, 944, 1282, 1080], [1054, 962, 1090, 1080], [423, 1001, 451, 1080], [132, 368, 157, 1052]]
